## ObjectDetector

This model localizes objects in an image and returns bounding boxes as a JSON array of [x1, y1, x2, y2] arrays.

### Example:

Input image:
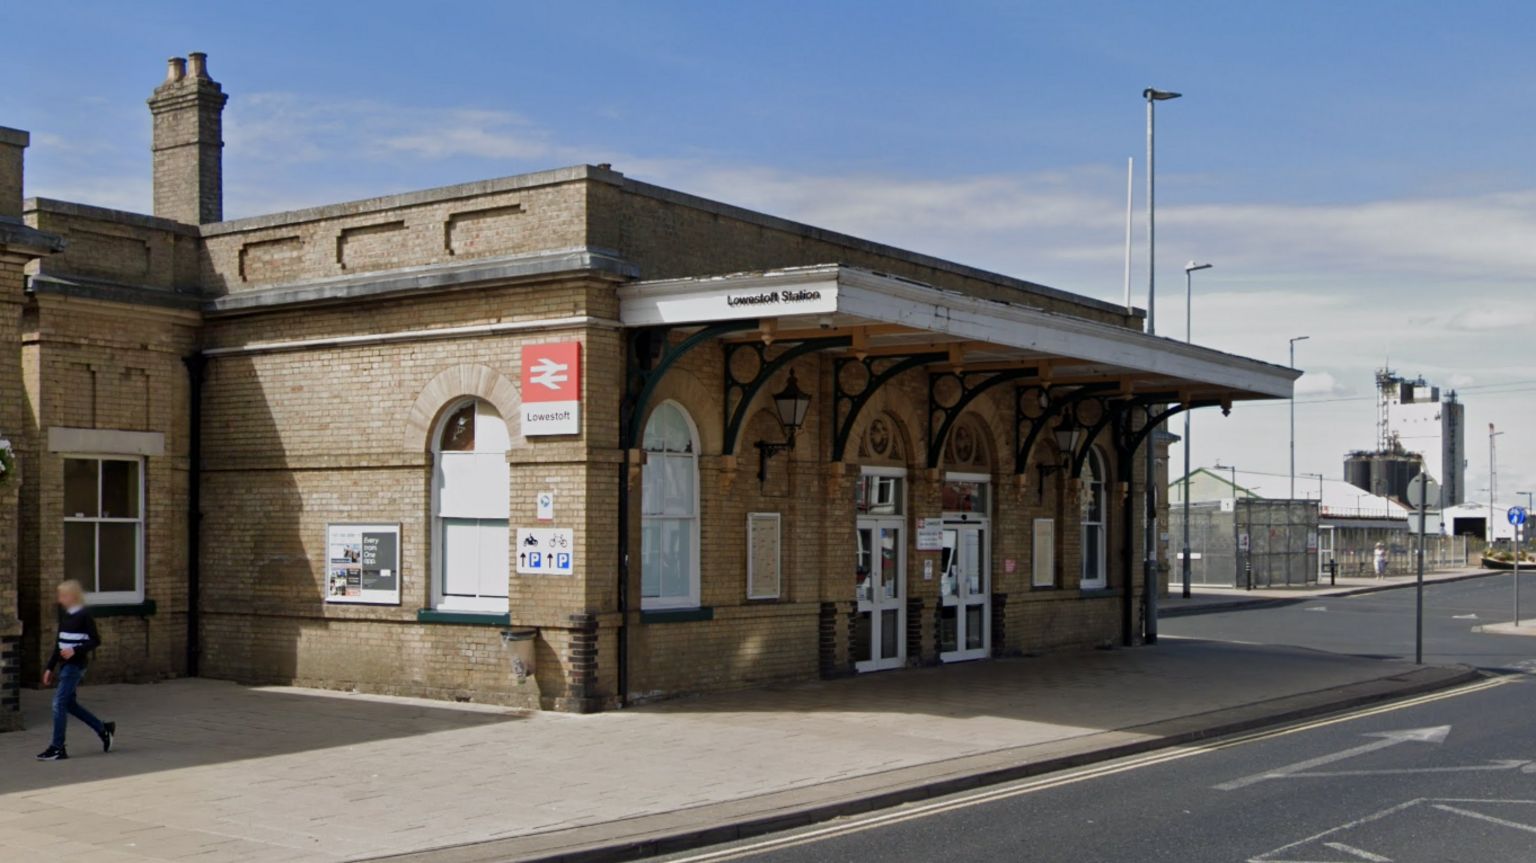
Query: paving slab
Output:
[[0, 640, 1477, 863]]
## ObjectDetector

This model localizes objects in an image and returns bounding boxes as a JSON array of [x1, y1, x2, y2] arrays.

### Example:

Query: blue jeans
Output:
[[51, 664, 104, 749]]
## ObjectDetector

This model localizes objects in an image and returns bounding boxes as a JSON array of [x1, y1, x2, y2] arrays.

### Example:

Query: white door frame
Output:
[[856, 466, 907, 673], [941, 472, 991, 662]]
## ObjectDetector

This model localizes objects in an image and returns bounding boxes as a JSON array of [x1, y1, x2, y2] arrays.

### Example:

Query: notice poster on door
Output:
[[325, 523, 401, 605], [915, 518, 944, 551]]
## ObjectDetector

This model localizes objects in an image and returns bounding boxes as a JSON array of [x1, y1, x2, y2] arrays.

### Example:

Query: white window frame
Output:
[[856, 465, 907, 517], [62, 454, 145, 605], [641, 400, 701, 610], [430, 398, 511, 614], [1081, 448, 1108, 590]]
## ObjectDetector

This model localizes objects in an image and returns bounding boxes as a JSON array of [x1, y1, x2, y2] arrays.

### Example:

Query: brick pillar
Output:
[[0, 126, 63, 731]]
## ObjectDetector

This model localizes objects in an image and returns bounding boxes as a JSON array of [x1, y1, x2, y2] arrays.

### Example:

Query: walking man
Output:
[[1373, 541, 1389, 580], [36, 579, 115, 761]]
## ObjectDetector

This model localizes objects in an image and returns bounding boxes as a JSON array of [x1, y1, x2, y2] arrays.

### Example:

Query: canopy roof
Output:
[[619, 264, 1297, 404]]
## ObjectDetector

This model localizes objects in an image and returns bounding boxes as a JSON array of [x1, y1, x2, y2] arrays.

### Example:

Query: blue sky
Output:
[[5, 1, 1535, 500]]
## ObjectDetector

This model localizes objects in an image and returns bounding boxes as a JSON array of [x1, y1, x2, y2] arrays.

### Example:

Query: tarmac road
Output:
[[653, 576, 1536, 863]]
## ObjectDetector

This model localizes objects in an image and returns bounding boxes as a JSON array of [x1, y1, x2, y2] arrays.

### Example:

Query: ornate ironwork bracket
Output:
[[721, 336, 850, 457], [621, 321, 756, 449], [1013, 383, 1116, 475], [926, 368, 1035, 469], [830, 352, 946, 462]]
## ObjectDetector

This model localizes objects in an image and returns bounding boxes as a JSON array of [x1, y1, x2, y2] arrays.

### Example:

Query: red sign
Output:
[[520, 343, 581, 435]]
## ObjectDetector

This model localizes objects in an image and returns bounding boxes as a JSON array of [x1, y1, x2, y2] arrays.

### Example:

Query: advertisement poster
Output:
[[325, 523, 401, 605]]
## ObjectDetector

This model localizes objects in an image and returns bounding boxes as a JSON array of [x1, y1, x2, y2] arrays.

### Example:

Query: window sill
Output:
[[416, 609, 511, 626], [92, 600, 156, 618], [1078, 588, 1118, 598], [640, 607, 714, 624]]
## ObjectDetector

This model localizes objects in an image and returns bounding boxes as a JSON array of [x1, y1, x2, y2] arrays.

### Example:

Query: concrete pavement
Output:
[[0, 642, 1477, 863]]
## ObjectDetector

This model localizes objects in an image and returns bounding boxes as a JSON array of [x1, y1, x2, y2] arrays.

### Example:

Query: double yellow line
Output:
[[665, 675, 1516, 862]]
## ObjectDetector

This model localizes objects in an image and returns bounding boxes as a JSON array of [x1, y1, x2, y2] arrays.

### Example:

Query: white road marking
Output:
[[1322, 841, 1393, 861], [1249, 798, 1426, 863], [1281, 759, 1528, 779], [1452, 613, 1478, 619], [1430, 803, 1536, 834], [1252, 798, 1536, 862], [663, 677, 1514, 863], [1214, 726, 1451, 791], [1305, 606, 1329, 612]]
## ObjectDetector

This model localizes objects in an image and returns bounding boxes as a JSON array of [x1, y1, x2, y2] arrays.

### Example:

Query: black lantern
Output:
[[1034, 410, 1082, 502], [756, 370, 811, 483], [771, 370, 811, 439]]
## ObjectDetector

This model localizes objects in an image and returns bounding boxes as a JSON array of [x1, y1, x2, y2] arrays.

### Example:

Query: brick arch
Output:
[[403, 363, 523, 452], [844, 383, 927, 467], [643, 366, 721, 455], [938, 389, 1012, 473]]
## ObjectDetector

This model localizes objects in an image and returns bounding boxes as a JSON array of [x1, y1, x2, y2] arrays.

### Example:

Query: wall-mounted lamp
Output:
[[755, 369, 812, 483], [1034, 410, 1082, 502]]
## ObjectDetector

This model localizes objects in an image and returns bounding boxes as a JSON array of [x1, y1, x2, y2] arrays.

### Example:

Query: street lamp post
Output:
[[1288, 336, 1310, 499], [1142, 86, 1181, 644], [1180, 261, 1212, 600], [1490, 424, 1503, 547]]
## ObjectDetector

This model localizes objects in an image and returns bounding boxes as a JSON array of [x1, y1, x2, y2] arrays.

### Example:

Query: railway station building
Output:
[[0, 55, 1295, 722]]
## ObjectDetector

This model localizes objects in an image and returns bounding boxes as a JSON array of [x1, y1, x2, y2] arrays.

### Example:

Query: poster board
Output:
[[1032, 518, 1055, 587], [915, 517, 944, 551], [326, 524, 401, 605], [747, 512, 782, 599]]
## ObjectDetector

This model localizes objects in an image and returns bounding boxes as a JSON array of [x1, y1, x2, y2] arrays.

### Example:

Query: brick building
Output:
[[0, 55, 1295, 722]]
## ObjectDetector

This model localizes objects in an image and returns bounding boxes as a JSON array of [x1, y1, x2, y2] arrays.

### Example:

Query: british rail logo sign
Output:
[[521, 342, 581, 436]]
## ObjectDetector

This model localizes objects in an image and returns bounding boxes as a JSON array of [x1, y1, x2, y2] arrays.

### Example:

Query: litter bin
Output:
[[501, 628, 537, 683]]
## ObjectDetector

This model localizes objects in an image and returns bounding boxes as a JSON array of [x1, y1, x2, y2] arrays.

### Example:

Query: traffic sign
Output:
[[516, 527, 575, 574], [1508, 506, 1527, 527], [1407, 473, 1439, 509]]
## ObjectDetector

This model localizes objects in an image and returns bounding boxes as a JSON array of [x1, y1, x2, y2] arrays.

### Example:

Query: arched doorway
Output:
[[939, 415, 993, 661], [853, 412, 909, 672]]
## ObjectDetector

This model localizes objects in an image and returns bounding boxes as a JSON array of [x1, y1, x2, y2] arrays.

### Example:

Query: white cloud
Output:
[[26, 90, 1536, 496], [1446, 308, 1536, 332], [1294, 371, 1348, 398]]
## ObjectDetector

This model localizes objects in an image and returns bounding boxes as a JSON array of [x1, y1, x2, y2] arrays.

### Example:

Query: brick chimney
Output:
[[0, 126, 27, 221], [147, 52, 228, 224]]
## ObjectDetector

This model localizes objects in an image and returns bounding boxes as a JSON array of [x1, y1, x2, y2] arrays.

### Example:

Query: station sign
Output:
[[521, 343, 581, 436]]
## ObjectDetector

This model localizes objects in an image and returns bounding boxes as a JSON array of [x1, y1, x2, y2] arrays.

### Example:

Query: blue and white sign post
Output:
[[1509, 506, 1527, 627]]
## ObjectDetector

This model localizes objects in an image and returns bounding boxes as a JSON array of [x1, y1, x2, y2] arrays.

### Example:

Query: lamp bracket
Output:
[[722, 336, 850, 457]]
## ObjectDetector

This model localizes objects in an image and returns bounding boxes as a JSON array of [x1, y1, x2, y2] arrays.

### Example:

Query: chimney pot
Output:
[[188, 52, 209, 80], [166, 57, 186, 83]]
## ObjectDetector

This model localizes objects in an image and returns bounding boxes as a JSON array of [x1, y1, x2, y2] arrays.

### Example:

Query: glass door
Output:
[[939, 522, 989, 661], [855, 518, 906, 672]]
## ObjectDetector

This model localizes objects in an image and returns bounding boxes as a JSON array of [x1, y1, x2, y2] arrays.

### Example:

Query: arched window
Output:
[[642, 402, 699, 609], [1081, 448, 1108, 589], [433, 399, 510, 612]]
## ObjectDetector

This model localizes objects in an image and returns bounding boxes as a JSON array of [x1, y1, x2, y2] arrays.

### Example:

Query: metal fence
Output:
[[1332, 534, 1469, 577], [1170, 499, 1318, 588]]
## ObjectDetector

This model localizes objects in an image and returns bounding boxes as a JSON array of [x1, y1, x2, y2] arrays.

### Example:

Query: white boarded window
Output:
[[641, 402, 700, 609], [433, 399, 510, 612]]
